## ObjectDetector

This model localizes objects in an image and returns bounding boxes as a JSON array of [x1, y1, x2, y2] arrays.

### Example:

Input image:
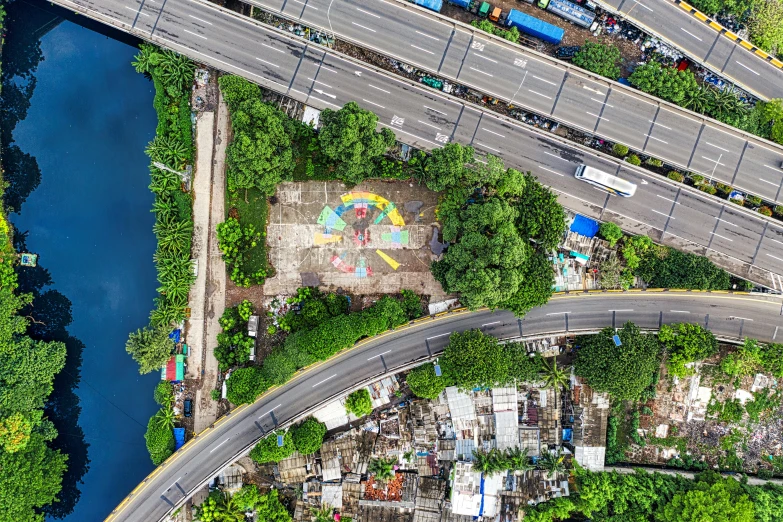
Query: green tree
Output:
[[658, 323, 718, 378], [574, 322, 662, 401], [255, 489, 291, 522], [125, 324, 174, 374], [658, 471, 754, 522], [599, 222, 623, 247], [538, 450, 567, 476], [0, 336, 66, 415], [517, 172, 567, 251], [0, 412, 33, 453], [441, 330, 509, 389], [291, 417, 327, 455], [573, 42, 622, 80], [318, 101, 396, 184], [748, 0, 783, 54], [406, 363, 450, 399], [369, 457, 397, 481], [144, 410, 175, 465], [226, 366, 268, 405], [154, 381, 173, 406], [539, 357, 570, 416], [345, 388, 373, 418], [400, 289, 425, 320], [218, 75, 261, 111], [414, 143, 475, 192], [250, 430, 295, 464], [629, 61, 699, 105]]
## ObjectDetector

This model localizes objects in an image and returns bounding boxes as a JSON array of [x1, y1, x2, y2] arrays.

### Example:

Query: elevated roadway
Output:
[[48, 0, 783, 288], [105, 291, 783, 522]]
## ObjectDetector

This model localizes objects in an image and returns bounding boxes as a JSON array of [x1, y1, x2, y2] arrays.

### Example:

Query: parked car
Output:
[[183, 398, 193, 417]]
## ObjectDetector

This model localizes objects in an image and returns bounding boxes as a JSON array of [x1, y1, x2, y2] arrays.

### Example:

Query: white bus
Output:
[[574, 165, 637, 197]]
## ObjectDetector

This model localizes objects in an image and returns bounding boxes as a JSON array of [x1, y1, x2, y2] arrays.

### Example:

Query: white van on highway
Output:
[[574, 164, 637, 197]]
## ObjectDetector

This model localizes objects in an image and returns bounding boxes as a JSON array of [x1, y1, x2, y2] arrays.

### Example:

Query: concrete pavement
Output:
[[105, 290, 783, 522]]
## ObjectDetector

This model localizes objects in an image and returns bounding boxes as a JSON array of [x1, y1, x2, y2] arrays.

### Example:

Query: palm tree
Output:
[[369, 457, 396, 481], [505, 447, 534, 476], [539, 357, 570, 436], [538, 450, 567, 477], [310, 503, 333, 522], [146, 135, 189, 170], [155, 407, 176, 430], [682, 87, 711, 114]]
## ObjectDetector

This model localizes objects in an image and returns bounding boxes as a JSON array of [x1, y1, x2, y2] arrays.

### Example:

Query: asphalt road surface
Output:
[[598, 0, 783, 101], [104, 291, 783, 522], [51, 0, 783, 288], [68, 0, 783, 207]]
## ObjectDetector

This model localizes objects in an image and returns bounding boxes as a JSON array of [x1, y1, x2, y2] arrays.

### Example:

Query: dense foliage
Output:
[[144, 409, 175, 465], [429, 150, 565, 315], [125, 324, 174, 374], [226, 366, 267, 405], [659, 323, 718, 378], [215, 305, 253, 371], [635, 245, 731, 290], [250, 430, 295, 463], [598, 221, 623, 247], [291, 417, 327, 455], [345, 388, 373, 418], [406, 363, 451, 399], [573, 42, 622, 80], [574, 322, 662, 401], [471, 19, 521, 44], [277, 287, 349, 333], [132, 43, 195, 329], [215, 217, 265, 287]]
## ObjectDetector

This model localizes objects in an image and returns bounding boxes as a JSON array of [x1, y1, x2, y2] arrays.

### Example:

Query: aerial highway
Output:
[[50, 0, 783, 288], [104, 291, 783, 522], [598, 0, 783, 101], [67, 0, 783, 207]]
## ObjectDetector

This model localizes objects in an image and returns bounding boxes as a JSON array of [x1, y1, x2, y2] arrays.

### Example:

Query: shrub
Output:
[[645, 157, 663, 168], [690, 174, 704, 185], [730, 198, 744, 206], [667, 171, 685, 182], [238, 299, 254, 321], [572, 42, 622, 80], [599, 222, 623, 247], [210, 389, 221, 401], [216, 217, 265, 287], [715, 182, 732, 195], [154, 381, 173, 406], [625, 154, 641, 166], [746, 195, 763, 207], [250, 430, 294, 463], [292, 417, 327, 455], [775, 205, 783, 217], [144, 410, 175, 465], [345, 388, 373, 418], [226, 367, 268, 405], [759, 206, 773, 216], [400, 289, 425, 320], [698, 184, 717, 195], [612, 143, 629, 157], [407, 364, 450, 399]]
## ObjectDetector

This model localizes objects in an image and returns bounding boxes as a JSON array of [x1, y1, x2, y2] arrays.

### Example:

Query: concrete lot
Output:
[[264, 181, 447, 297]]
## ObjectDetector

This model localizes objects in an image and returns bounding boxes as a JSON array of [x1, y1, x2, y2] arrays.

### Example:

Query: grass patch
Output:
[[227, 187, 272, 279]]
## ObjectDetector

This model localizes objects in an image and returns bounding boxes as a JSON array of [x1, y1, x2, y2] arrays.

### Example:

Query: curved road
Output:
[[106, 291, 783, 522]]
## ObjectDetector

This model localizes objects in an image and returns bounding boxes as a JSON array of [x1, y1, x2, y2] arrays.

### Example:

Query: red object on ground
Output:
[[165, 356, 177, 380], [676, 59, 690, 71]]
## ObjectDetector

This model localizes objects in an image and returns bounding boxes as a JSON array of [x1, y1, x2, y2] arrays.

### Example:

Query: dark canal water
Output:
[[2, 1, 162, 519]]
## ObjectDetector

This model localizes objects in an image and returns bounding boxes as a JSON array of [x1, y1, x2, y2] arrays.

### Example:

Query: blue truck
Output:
[[448, 0, 471, 8], [505, 9, 565, 44], [411, 0, 443, 12], [540, 0, 595, 28]]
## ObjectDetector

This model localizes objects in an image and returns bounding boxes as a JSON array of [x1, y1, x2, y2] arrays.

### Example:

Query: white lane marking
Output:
[[582, 85, 605, 96], [649, 120, 672, 130], [651, 209, 671, 219], [716, 217, 737, 227], [126, 6, 150, 16], [585, 111, 609, 121], [352, 22, 376, 32], [543, 151, 567, 160], [680, 27, 703, 41], [307, 78, 333, 88], [475, 141, 501, 153], [259, 404, 282, 418], [763, 164, 783, 171], [482, 128, 506, 138], [319, 66, 338, 74], [378, 122, 442, 147], [469, 66, 493, 77], [189, 14, 212, 25], [532, 75, 557, 86], [529, 89, 552, 99], [356, 7, 381, 17], [768, 253, 783, 262], [261, 43, 285, 54], [309, 96, 341, 108], [767, 237, 783, 246], [710, 231, 733, 241], [424, 105, 447, 115], [210, 438, 231, 453], [656, 195, 680, 204], [312, 374, 338, 388], [411, 44, 435, 55], [670, 310, 690, 313], [426, 332, 451, 340], [631, 0, 653, 11], [377, 0, 453, 27], [701, 155, 726, 166], [418, 120, 442, 130], [362, 99, 385, 109], [545, 311, 570, 315], [475, 54, 498, 63], [736, 61, 760, 75], [184, 29, 207, 40], [538, 165, 564, 176], [416, 30, 440, 41], [759, 178, 779, 187], [590, 97, 613, 107], [482, 321, 501, 327], [367, 350, 392, 360], [706, 141, 731, 152], [608, 309, 633, 312], [645, 134, 668, 144], [774, 326, 779, 340], [369, 84, 390, 94], [256, 57, 279, 68]]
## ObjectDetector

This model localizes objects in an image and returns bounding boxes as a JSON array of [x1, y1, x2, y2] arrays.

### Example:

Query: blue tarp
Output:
[[174, 428, 186, 450], [506, 9, 565, 44], [562, 428, 573, 442], [169, 329, 181, 343], [570, 215, 599, 237], [412, 0, 442, 12]]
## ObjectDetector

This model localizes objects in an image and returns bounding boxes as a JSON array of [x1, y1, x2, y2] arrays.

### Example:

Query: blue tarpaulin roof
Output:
[[570, 215, 599, 238], [174, 428, 185, 450]]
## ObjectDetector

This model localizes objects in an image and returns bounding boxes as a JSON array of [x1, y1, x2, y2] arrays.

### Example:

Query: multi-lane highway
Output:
[[104, 291, 783, 522], [68, 0, 783, 207], [598, 0, 783, 101], [50, 0, 783, 288]]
